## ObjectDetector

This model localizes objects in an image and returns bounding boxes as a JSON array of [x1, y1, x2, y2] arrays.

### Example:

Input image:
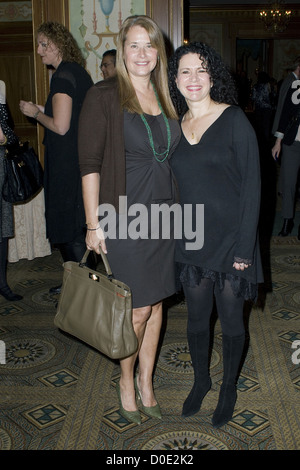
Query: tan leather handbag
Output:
[[54, 249, 138, 359]]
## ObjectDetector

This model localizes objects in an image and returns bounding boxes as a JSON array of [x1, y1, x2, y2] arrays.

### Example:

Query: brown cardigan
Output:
[[78, 76, 126, 212]]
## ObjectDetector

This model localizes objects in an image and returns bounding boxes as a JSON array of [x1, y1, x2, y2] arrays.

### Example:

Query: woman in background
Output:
[[20, 22, 94, 294], [0, 101, 23, 301]]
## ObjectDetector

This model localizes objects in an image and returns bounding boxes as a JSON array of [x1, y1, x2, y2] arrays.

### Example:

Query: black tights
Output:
[[183, 277, 245, 337], [0, 237, 8, 288], [56, 235, 96, 268], [57, 240, 86, 263]]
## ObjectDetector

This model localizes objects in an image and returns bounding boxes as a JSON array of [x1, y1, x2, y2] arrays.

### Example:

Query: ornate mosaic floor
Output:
[[0, 231, 300, 451]]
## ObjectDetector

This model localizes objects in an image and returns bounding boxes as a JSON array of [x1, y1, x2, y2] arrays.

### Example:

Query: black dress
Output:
[[170, 106, 264, 301], [43, 62, 93, 244], [104, 111, 181, 308], [0, 103, 18, 242]]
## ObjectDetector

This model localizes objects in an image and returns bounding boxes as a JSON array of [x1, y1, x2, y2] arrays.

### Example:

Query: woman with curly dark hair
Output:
[[168, 42, 263, 428], [20, 22, 94, 294]]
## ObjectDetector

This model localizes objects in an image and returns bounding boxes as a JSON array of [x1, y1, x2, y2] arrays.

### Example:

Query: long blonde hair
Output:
[[116, 15, 177, 119]]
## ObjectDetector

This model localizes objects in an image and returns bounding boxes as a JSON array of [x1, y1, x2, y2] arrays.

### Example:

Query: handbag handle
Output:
[[80, 249, 113, 278]]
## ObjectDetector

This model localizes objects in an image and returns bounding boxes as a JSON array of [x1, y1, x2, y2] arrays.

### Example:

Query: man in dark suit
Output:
[[272, 57, 300, 136], [272, 59, 300, 239]]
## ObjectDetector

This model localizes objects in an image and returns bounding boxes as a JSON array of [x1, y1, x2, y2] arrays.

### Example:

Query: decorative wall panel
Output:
[[69, 0, 146, 83], [0, 1, 31, 21]]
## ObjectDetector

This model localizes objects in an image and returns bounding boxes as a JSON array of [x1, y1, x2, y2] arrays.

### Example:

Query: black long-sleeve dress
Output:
[[170, 105, 263, 300]]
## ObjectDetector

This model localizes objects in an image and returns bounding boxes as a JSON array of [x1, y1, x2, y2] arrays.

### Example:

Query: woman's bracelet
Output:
[[33, 109, 40, 119], [86, 222, 100, 231], [87, 227, 100, 231], [0, 134, 7, 145]]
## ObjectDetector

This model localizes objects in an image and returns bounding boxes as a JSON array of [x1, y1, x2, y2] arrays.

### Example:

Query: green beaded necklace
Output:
[[140, 82, 171, 163]]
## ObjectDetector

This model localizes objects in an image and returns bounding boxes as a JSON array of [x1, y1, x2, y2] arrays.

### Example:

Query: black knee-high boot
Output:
[[0, 238, 9, 289], [182, 330, 211, 417], [212, 333, 245, 428]]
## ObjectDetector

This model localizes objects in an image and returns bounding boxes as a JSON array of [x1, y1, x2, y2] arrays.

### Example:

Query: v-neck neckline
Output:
[[181, 105, 232, 146]]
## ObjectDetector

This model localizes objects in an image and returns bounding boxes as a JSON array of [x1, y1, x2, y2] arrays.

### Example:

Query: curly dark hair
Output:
[[168, 42, 238, 116], [37, 22, 84, 66]]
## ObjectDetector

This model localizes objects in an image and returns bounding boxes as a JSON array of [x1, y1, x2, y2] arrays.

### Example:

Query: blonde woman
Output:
[[78, 15, 180, 424]]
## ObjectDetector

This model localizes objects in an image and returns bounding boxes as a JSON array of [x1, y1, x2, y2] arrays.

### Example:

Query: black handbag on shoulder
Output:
[[2, 141, 44, 203]]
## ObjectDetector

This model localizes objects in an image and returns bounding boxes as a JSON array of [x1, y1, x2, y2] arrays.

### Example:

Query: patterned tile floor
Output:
[[0, 190, 300, 453]]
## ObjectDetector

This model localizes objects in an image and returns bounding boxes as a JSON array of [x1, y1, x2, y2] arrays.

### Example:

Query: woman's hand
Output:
[[0, 123, 6, 144], [233, 262, 249, 271], [272, 138, 282, 161], [19, 100, 42, 119], [86, 225, 107, 254], [20, 94, 71, 136]]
